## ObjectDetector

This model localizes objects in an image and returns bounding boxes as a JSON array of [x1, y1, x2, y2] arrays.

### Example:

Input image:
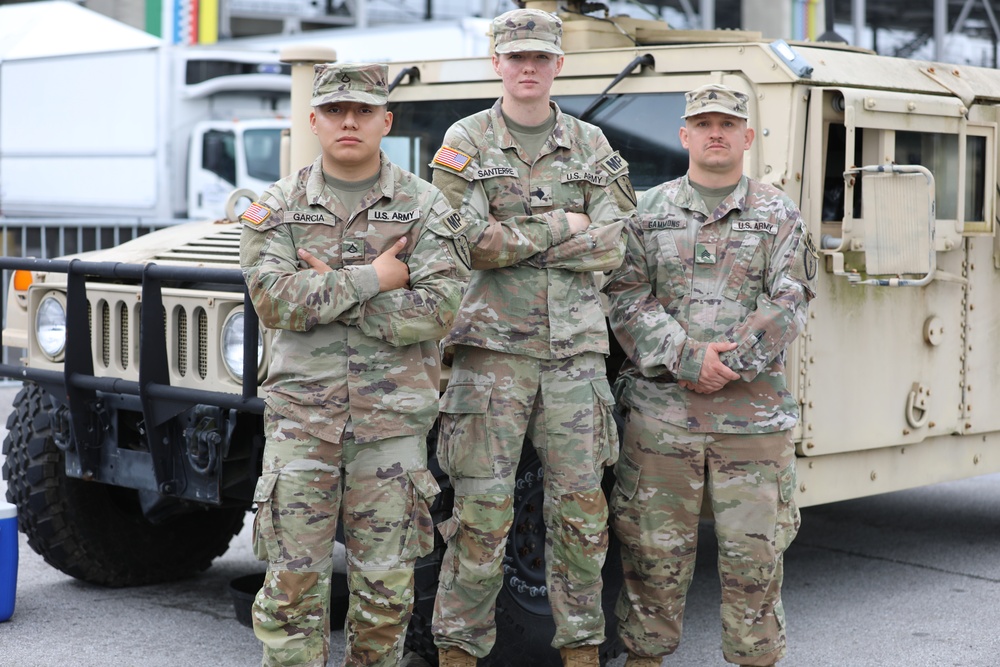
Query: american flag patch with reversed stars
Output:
[[241, 202, 271, 225], [433, 146, 472, 172]]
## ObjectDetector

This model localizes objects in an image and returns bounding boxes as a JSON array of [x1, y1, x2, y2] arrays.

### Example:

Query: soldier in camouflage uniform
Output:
[[428, 9, 635, 667], [240, 62, 469, 667], [603, 84, 817, 666]]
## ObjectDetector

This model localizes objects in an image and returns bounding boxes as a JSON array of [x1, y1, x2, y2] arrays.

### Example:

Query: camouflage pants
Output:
[[252, 408, 440, 667], [612, 408, 799, 666], [432, 347, 618, 657]]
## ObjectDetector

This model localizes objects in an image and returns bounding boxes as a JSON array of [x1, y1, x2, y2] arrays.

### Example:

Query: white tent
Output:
[[0, 0, 159, 62]]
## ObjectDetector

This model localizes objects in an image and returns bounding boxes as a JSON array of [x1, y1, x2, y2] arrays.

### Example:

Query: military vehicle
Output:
[[3, 1, 1000, 665]]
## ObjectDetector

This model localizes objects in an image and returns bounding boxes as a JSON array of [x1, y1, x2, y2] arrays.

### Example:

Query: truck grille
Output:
[[73, 285, 246, 393]]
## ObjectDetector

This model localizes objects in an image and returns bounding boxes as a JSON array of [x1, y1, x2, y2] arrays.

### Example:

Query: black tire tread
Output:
[[2, 383, 245, 587]]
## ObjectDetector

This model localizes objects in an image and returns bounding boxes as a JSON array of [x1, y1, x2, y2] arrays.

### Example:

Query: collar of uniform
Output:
[[304, 152, 395, 208], [675, 173, 750, 218], [490, 98, 572, 152]]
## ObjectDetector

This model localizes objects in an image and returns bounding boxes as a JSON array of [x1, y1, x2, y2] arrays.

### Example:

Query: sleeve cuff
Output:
[[546, 210, 572, 245], [677, 339, 706, 383], [349, 266, 380, 302]]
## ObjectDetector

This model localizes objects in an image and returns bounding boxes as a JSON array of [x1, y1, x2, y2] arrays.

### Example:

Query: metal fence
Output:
[[0, 218, 188, 369]]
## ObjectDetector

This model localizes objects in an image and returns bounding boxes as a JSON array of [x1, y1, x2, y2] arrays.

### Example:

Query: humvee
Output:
[[4, 2, 1000, 665]]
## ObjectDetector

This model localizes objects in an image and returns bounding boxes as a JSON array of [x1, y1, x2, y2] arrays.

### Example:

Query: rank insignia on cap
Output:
[[241, 202, 271, 225], [433, 146, 472, 173]]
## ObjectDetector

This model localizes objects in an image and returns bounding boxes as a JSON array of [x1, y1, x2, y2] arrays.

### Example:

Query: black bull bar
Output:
[[0, 257, 265, 497]]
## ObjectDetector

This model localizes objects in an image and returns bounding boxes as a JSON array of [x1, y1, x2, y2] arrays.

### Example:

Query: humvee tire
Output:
[[405, 440, 624, 666], [1, 382, 246, 586]]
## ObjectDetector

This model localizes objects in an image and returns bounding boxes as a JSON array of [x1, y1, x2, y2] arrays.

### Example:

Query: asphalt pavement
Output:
[[0, 382, 998, 667]]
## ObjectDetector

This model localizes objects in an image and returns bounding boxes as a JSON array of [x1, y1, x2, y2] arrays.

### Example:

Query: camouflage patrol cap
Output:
[[492, 8, 564, 55], [682, 83, 750, 120], [311, 62, 389, 107]]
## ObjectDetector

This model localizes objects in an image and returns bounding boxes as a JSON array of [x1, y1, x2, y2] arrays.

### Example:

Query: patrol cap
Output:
[[681, 83, 750, 120], [492, 8, 564, 55], [311, 62, 389, 107]]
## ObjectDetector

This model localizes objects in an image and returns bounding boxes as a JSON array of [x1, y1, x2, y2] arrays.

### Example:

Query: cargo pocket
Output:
[[774, 463, 800, 553], [252, 472, 280, 563], [591, 378, 619, 471], [435, 514, 460, 591], [401, 468, 441, 561], [612, 452, 641, 508], [437, 382, 495, 478]]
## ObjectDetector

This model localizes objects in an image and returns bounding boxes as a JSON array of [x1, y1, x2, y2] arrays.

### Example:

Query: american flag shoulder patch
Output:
[[433, 146, 472, 173], [241, 202, 272, 225]]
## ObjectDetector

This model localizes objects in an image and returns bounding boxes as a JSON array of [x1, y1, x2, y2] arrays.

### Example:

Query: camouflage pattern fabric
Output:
[[611, 409, 799, 666], [491, 7, 564, 55], [681, 83, 750, 120], [431, 347, 617, 656], [604, 174, 816, 433], [240, 153, 470, 445], [241, 153, 466, 666], [252, 409, 440, 667], [431, 99, 633, 361]]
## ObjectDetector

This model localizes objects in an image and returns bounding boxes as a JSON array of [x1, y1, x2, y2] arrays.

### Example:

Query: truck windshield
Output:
[[244, 128, 283, 183], [387, 93, 688, 192]]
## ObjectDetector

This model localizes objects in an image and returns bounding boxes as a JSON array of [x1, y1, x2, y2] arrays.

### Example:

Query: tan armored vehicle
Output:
[[3, 2, 999, 665]]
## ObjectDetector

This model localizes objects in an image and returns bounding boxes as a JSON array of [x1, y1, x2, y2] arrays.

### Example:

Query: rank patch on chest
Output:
[[240, 202, 271, 225], [530, 185, 553, 208], [433, 146, 473, 173], [369, 209, 419, 223], [733, 220, 778, 235], [695, 242, 717, 264]]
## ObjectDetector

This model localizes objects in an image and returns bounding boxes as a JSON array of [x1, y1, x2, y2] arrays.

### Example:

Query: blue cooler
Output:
[[0, 501, 17, 622]]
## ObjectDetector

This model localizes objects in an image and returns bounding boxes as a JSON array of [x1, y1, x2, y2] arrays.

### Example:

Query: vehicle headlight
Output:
[[35, 295, 67, 360], [221, 309, 264, 382]]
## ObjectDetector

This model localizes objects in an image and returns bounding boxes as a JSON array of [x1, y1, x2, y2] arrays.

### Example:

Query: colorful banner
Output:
[[145, 0, 217, 44]]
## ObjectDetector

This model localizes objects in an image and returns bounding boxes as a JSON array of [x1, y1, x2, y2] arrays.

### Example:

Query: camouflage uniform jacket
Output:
[[432, 99, 634, 360], [605, 174, 817, 433], [241, 154, 469, 444]]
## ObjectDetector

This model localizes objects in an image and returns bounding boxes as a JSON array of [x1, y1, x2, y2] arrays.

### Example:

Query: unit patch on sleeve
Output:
[[240, 202, 272, 225], [433, 146, 473, 173], [599, 151, 628, 175], [443, 211, 469, 235]]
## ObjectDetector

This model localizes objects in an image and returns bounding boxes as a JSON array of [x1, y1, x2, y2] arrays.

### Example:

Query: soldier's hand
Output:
[[373, 237, 410, 292], [566, 212, 591, 235], [297, 248, 331, 273], [679, 342, 740, 394]]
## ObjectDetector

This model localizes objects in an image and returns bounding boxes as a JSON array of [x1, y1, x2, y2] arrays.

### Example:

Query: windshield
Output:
[[387, 93, 688, 191], [244, 128, 283, 183]]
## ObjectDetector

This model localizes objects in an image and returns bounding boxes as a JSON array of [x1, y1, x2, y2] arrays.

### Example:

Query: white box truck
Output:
[[0, 1, 291, 222]]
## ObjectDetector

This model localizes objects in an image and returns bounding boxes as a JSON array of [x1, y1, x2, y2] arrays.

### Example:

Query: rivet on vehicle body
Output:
[[799, 483, 807, 492], [902, 428, 910, 435], [806, 442, 814, 449], [928, 422, 936, 428], [973, 455, 980, 464], [870, 471, 877, 481]]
